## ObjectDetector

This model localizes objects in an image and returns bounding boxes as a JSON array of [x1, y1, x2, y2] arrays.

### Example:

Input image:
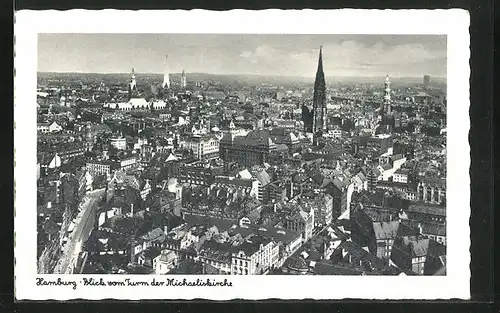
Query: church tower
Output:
[[130, 68, 137, 91], [382, 74, 391, 115], [162, 54, 170, 89], [312, 46, 327, 143], [181, 69, 187, 89], [128, 67, 138, 101], [376, 74, 395, 135]]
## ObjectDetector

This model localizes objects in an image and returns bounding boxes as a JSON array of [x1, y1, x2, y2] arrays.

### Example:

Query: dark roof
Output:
[[411, 238, 446, 258], [420, 222, 446, 236], [232, 235, 272, 256], [372, 221, 400, 240], [142, 246, 161, 259], [184, 213, 237, 231], [408, 203, 446, 217], [420, 176, 446, 188], [313, 261, 364, 275], [285, 256, 308, 271], [235, 130, 274, 147], [229, 225, 300, 246], [390, 236, 446, 272], [380, 163, 392, 171], [340, 240, 387, 271]]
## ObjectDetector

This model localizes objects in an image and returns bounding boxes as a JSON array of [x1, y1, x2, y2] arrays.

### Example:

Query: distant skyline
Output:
[[38, 34, 447, 78]]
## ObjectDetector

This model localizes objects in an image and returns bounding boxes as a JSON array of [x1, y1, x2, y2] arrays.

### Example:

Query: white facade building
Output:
[[110, 137, 127, 150], [183, 135, 220, 160]]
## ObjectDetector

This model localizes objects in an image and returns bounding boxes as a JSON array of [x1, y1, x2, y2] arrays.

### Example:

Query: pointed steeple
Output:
[[312, 46, 327, 139], [317, 46, 323, 73], [315, 46, 325, 87]]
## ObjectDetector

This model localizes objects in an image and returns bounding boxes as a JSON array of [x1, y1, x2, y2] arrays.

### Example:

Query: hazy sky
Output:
[[38, 34, 446, 77]]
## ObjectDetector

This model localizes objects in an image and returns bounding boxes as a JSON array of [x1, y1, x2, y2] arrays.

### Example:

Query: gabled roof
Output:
[[128, 98, 149, 106], [408, 203, 445, 217], [411, 238, 446, 259], [237, 169, 253, 180], [165, 153, 179, 162], [390, 154, 405, 162], [142, 246, 161, 259], [380, 163, 392, 171], [235, 130, 275, 147], [332, 177, 344, 190], [143, 227, 166, 243], [297, 210, 310, 222], [253, 169, 271, 186], [372, 221, 400, 240]]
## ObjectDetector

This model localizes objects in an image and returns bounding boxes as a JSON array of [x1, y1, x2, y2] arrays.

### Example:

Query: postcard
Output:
[[14, 9, 470, 300]]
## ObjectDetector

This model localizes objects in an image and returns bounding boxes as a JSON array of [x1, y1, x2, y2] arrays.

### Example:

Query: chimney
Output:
[[130, 203, 134, 217], [417, 223, 423, 234], [164, 225, 168, 235]]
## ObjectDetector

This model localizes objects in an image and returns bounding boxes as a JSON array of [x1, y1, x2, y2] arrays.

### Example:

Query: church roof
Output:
[[128, 98, 149, 106]]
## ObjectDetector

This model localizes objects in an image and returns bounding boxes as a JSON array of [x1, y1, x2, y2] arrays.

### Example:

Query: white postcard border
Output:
[[14, 9, 470, 300]]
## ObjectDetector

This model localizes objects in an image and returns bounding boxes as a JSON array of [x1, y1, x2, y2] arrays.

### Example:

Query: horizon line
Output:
[[37, 71, 447, 79]]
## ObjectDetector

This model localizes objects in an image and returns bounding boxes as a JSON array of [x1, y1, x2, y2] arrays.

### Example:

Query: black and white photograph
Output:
[[35, 33, 448, 276], [15, 9, 470, 300]]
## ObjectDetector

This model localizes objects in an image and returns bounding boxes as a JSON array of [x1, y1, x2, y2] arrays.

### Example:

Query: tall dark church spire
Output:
[[312, 46, 327, 136], [315, 46, 325, 84]]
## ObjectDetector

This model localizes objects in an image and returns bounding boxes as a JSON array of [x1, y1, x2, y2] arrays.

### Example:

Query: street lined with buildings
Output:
[[37, 35, 447, 276]]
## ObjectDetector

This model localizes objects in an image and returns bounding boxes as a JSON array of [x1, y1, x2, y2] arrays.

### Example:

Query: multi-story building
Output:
[[219, 130, 276, 167], [58, 146, 86, 160], [86, 161, 117, 176], [328, 177, 354, 220], [272, 119, 303, 133], [212, 176, 260, 199], [199, 248, 233, 275], [178, 163, 222, 186], [39, 121, 63, 133], [393, 168, 410, 183], [407, 203, 446, 225], [303, 193, 333, 227], [231, 236, 275, 275], [324, 127, 343, 139], [110, 137, 127, 150], [263, 181, 287, 204], [353, 134, 394, 154], [284, 207, 314, 243], [151, 100, 167, 110], [417, 177, 446, 204], [289, 172, 313, 199], [269, 128, 300, 150], [183, 135, 220, 160], [117, 155, 138, 172], [37, 122, 50, 133]]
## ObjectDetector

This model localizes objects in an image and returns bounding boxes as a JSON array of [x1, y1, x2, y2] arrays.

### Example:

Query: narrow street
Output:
[[54, 188, 105, 274]]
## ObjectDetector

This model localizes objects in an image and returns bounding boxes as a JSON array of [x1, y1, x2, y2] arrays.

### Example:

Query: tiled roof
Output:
[[372, 221, 400, 240], [408, 203, 446, 217]]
